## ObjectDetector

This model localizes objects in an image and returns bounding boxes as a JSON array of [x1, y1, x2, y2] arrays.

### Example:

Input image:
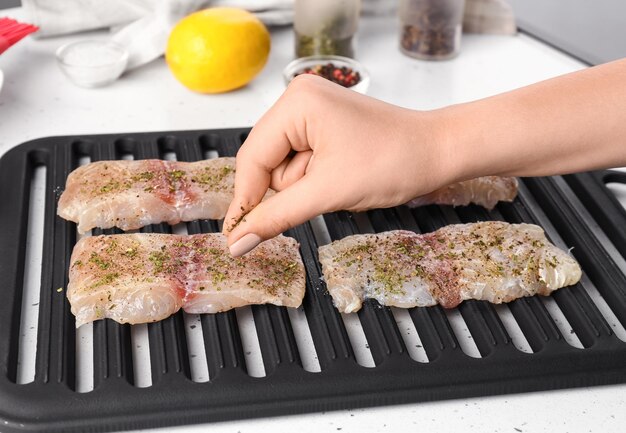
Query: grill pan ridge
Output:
[[0, 128, 624, 432]]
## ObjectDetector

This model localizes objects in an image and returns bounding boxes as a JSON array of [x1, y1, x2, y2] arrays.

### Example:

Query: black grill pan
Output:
[[563, 170, 626, 260], [0, 128, 625, 432]]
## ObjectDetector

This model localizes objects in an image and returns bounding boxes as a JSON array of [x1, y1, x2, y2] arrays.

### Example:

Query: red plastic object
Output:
[[0, 17, 38, 55]]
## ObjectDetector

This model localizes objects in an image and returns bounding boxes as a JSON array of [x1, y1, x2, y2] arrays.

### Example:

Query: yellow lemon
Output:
[[166, 8, 270, 93]]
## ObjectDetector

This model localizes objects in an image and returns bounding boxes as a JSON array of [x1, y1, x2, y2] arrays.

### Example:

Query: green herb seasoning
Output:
[[169, 170, 186, 181], [99, 180, 122, 194], [106, 239, 119, 253], [89, 252, 110, 270], [191, 165, 234, 190], [131, 171, 155, 182], [149, 250, 169, 274], [122, 247, 138, 258], [373, 260, 406, 295], [244, 256, 300, 296], [92, 272, 120, 288]]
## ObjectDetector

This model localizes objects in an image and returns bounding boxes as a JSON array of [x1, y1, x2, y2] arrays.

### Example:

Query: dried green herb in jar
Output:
[[296, 32, 355, 58], [294, 0, 361, 59]]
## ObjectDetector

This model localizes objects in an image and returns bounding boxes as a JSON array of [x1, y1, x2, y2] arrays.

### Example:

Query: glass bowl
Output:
[[282, 55, 370, 94], [56, 40, 129, 88]]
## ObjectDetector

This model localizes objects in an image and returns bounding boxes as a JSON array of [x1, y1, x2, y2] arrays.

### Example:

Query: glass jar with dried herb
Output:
[[294, 0, 361, 59], [399, 0, 465, 60]]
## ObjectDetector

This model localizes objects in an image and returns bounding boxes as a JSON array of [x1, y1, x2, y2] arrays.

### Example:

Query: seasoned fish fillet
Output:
[[407, 176, 518, 210], [318, 222, 581, 313], [58, 158, 261, 233], [67, 233, 305, 327]]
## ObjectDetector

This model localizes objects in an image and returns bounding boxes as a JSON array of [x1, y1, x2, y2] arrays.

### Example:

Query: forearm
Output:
[[224, 65, 626, 252], [437, 58, 626, 182]]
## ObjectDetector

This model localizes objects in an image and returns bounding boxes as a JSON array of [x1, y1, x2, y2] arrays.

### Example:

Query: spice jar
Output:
[[294, 0, 361, 58], [399, 0, 465, 60]]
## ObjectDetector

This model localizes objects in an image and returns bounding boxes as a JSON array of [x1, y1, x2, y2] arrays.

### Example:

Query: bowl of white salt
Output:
[[56, 40, 129, 88]]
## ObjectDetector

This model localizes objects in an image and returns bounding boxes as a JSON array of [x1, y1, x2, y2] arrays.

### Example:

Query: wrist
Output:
[[431, 101, 490, 183], [410, 106, 468, 190]]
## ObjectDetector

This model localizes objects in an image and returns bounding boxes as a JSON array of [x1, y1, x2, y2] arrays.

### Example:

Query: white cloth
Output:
[[110, 0, 206, 70]]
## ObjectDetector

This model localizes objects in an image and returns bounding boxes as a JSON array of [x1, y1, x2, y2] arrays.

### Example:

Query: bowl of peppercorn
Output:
[[283, 55, 370, 94]]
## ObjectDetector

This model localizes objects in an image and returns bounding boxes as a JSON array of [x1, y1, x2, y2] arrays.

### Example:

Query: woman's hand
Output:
[[223, 74, 453, 256]]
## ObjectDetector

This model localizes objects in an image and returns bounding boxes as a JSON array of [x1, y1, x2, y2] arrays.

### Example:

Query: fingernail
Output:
[[229, 233, 262, 257]]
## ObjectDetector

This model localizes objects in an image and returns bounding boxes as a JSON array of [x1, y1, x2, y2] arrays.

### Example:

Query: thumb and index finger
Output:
[[223, 83, 327, 256]]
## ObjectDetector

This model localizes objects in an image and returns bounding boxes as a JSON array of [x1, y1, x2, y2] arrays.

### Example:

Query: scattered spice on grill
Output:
[[294, 63, 361, 88]]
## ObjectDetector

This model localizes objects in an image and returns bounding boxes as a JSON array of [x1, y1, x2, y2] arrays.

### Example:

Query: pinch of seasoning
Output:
[[227, 212, 247, 232]]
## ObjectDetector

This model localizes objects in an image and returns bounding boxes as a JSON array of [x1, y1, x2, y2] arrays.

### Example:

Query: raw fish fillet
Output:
[[407, 176, 518, 210], [58, 158, 264, 233], [67, 233, 305, 327], [318, 222, 581, 313]]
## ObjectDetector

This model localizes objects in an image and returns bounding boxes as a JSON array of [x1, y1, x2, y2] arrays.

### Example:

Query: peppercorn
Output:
[[294, 62, 361, 88]]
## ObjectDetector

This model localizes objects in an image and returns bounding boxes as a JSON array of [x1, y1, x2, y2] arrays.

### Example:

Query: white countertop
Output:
[[1, 7, 625, 433]]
